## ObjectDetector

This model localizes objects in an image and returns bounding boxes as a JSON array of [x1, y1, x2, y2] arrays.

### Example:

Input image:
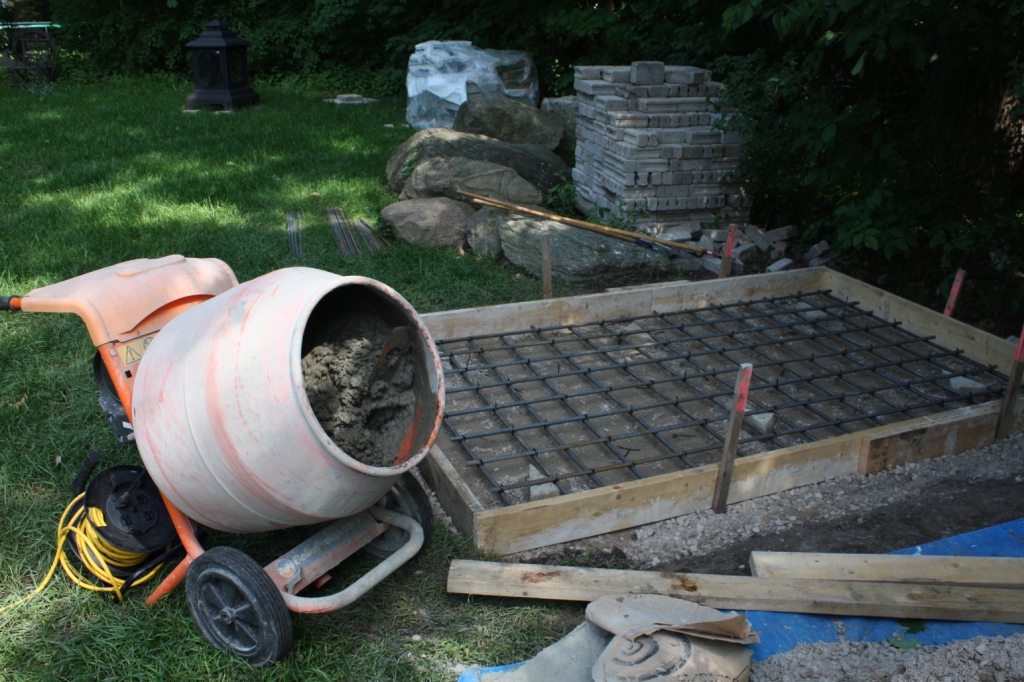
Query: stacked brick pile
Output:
[[572, 61, 749, 241]]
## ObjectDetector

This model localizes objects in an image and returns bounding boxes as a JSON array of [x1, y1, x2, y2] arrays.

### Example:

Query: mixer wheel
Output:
[[186, 547, 293, 667], [364, 472, 434, 560]]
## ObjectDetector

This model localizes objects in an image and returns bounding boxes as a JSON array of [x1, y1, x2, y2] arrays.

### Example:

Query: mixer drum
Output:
[[132, 267, 444, 533]]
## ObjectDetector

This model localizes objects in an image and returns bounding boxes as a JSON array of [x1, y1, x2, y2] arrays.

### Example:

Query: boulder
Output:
[[453, 97, 564, 151], [399, 157, 541, 206], [379, 198, 476, 249], [386, 128, 570, 197], [541, 96, 577, 143], [499, 217, 666, 281]]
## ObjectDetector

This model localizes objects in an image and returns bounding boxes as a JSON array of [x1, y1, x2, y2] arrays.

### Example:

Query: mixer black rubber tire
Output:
[[186, 546, 293, 667], [364, 472, 434, 560]]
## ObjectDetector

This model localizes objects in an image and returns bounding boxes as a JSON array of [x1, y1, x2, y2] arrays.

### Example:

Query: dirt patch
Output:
[[303, 312, 417, 467], [663, 476, 1024, 576]]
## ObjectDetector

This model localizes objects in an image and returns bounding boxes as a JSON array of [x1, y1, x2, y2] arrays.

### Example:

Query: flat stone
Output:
[[948, 376, 986, 392], [766, 257, 794, 272], [764, 225, 796, 241]]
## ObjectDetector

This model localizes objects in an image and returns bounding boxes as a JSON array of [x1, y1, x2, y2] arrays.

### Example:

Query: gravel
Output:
[[752, 633, 1024, 682], [511, 432, 1024, 569]]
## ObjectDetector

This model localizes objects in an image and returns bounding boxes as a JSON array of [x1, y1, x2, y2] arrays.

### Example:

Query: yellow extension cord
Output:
[[0, 493, 164, 614]]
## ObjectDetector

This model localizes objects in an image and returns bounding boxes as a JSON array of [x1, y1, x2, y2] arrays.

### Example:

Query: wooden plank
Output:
[[473, 428, 864, 555], [420, 269, 826, 341], [820, 268, 1017, 376], [749, 552, 1024, 587], [447, 560, 1024, 623], [858, 402, 999, 475], [418, 446, 484, 540]]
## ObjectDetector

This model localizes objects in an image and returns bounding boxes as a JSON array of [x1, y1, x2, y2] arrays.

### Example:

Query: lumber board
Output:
[[472, 432, 864, 555], [420, 269, 1019, 556], [447, 560, 1024, 623], [420, 268, 825, 341], [418, 446, 483, 540], [820, 269, 1018, 377], [858, 402, 999, 474], [749, 552, 1024, 587]]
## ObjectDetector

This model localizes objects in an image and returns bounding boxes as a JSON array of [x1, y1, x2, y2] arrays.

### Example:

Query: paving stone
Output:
[[766, 257, 794, 272], [630, 61, 665, 85]]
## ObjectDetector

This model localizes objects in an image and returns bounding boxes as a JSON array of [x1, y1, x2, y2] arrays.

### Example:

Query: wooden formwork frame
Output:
[[419, 268, 1023, 555]]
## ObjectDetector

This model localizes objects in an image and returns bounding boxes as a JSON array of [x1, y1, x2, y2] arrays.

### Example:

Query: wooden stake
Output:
[[541, 234, 552, 300], [712, 363, 753, 513], [943, 268, 966, 317], [456, 190, 709, 256], [717, 224, 737, 279], [995, 325, 1024, 440]]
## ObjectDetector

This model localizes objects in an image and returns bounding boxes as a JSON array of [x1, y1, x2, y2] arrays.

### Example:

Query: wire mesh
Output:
[[435, 290, 1007, 507]]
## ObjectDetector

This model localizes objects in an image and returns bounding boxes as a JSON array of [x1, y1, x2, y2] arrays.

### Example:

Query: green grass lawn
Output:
[[0, 77, 585, 680]]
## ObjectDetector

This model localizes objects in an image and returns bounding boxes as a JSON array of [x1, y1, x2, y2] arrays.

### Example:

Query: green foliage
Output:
[[544, 179, 579, 217], [714, 0, 1024, 328]]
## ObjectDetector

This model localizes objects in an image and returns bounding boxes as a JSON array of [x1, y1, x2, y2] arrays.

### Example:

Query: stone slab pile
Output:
[[572, 61, 750, 239]]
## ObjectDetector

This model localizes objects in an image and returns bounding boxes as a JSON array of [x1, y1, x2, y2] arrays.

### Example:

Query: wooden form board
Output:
[[749, 552, 1024, 587], [447, 560, 1024, 624], [419, 269, 1023, 556]]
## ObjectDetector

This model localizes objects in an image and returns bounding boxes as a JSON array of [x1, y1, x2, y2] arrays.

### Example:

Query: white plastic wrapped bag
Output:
[[406, 40, 539, 130]]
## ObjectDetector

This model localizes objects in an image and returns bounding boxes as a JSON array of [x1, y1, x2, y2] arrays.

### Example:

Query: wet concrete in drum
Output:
[[303, 312, 417, 468]]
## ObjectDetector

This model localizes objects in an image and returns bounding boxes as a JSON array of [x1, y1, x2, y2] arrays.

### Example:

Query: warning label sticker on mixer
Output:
[[117, 333, 157, 366]]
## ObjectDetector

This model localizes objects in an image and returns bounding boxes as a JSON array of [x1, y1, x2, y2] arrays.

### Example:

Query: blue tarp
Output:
[[460, 518, 1024, 678], [747, 517, 1024, 660]]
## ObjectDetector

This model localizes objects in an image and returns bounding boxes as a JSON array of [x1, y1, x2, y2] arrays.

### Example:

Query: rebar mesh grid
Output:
[[435, 290, 1007, 507]]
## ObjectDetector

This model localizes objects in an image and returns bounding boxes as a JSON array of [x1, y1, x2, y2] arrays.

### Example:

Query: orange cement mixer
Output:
[[1, 255, 444, 666]]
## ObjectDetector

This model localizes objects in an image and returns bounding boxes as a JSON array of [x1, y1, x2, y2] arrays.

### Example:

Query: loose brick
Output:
[[601, 66, 631, 83], [630, 61, 665, 85], [575, 79, 617, 96], [574, 66, 603, 80]]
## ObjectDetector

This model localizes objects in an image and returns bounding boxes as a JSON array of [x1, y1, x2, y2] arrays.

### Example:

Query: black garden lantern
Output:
[[185, 20, 260, 111]]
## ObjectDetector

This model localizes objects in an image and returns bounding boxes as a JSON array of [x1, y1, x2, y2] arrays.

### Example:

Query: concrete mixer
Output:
[[0, 255, 445, 666]]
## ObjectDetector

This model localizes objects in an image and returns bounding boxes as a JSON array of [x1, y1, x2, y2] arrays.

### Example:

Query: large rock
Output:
[[541, 96, 577, 143], [467, 207, 507, 259], [499, 217, 667, 281], [399, 157, 541, 206], [453, 97, 564, 151], [379, 198, 475, 249], [386, 128, 570, 197]]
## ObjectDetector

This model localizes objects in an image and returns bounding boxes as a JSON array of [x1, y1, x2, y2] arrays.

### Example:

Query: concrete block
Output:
[[630, 61, 665, 85], [746, 411, 775, 432], [948, 376, 986, 392], [803, 240, 830, 262], [664, 66, 707, 85], [766, 257, 794, 272], [809, 254, 838, 267], [575, 79, 617, 96], [744, 225, 772, 251], [574, 66, 603, 80], [607, 112, 649, 128], [528, 464, 560, 501], [670, 254, 702, 272], [647, 84, 670, 98], [764, 225, 796, 241], [601, 66, 631, 83], [594, 95, 628, 112]]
